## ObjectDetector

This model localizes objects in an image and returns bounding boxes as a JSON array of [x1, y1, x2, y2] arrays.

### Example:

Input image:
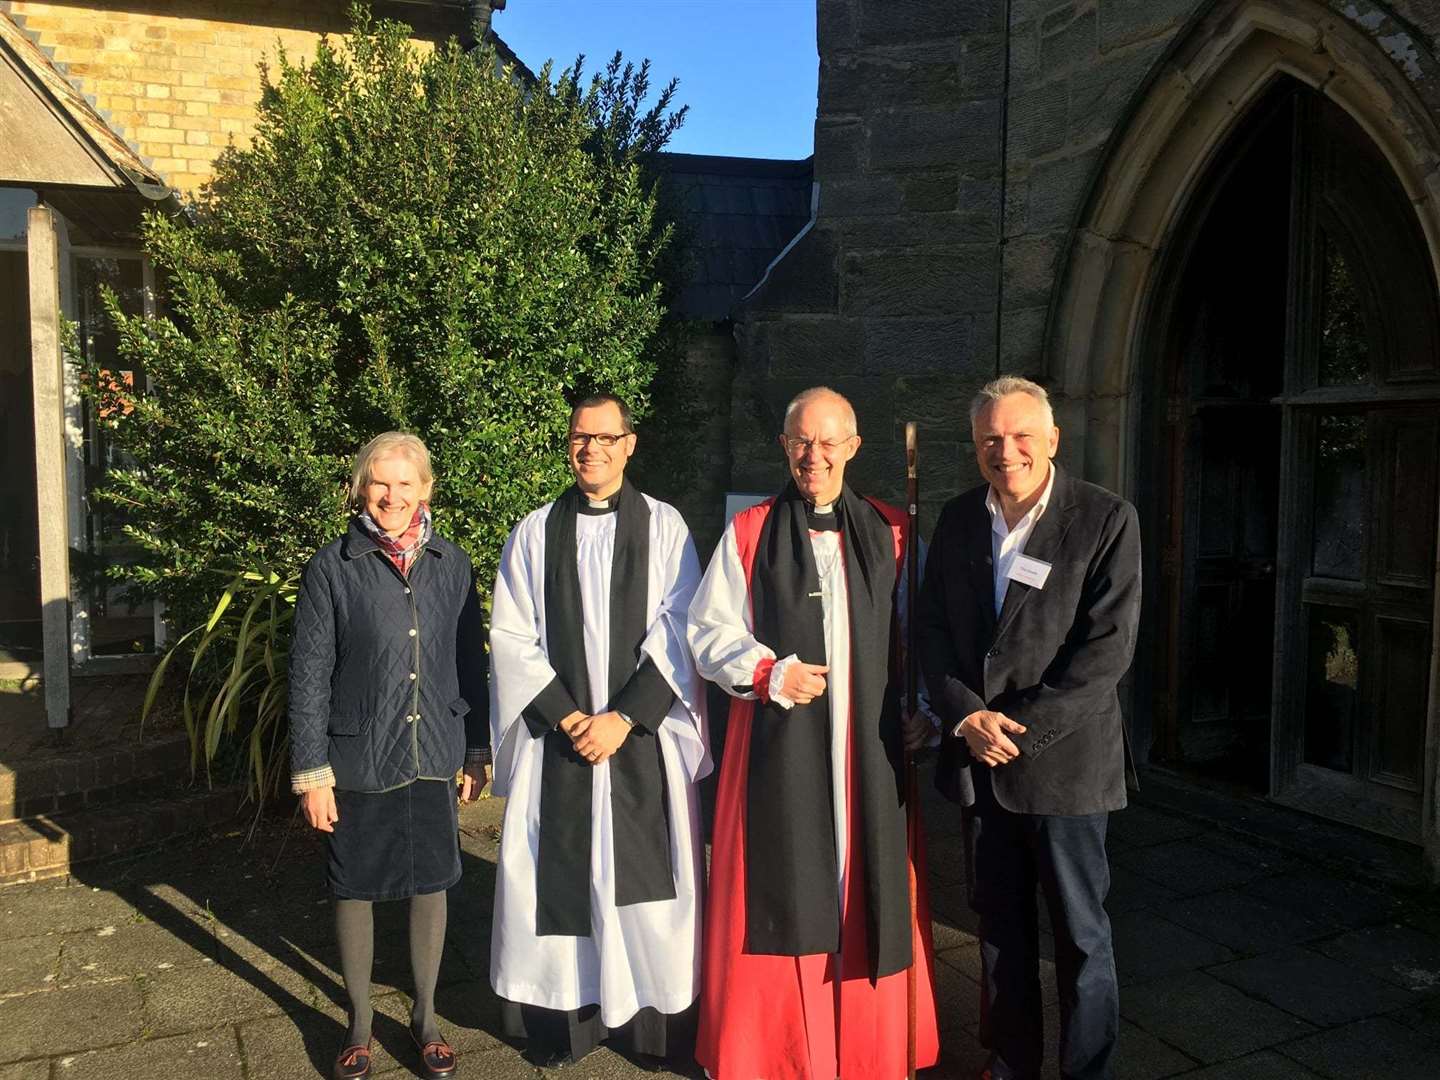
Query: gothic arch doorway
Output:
[[1143, 78, 1440, 844], [1046, 1, 1440, 870]]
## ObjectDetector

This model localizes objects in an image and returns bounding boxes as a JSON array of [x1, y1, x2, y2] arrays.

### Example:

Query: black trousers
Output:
[[966, 767, 1118, 1080]]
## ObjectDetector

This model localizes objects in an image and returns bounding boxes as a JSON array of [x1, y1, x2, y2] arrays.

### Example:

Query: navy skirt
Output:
[[326, 778, 461, 901]]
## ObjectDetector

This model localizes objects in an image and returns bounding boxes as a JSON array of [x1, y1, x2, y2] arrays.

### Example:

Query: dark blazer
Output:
[[918, 465, 1141, 816], [289, 518, 488, 792]]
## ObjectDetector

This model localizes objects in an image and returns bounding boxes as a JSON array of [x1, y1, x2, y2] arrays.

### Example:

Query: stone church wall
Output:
[[732, 0, 1440, 514]]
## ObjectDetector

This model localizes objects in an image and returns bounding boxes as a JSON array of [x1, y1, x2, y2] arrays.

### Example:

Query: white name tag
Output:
[[1006, 553, 1052, 589]]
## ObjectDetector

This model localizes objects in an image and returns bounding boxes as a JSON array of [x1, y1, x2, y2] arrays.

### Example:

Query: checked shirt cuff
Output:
[[291, 764, 336, 794]]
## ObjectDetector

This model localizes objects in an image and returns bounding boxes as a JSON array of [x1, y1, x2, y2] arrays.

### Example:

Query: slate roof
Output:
[[656, 153, 814, 322]]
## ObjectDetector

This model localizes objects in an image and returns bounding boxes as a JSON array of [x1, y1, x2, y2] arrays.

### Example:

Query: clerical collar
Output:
[[578, 487, 620, 515], [806, 500, 841, 532]]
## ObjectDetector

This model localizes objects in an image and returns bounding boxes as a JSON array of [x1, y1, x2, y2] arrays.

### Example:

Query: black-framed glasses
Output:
[[569, 431, 631, 448]]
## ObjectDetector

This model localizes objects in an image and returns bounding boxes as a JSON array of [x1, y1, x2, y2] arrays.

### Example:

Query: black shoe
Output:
[[410, 1028, 457, 1079], [332, 1039, 372, 1080]]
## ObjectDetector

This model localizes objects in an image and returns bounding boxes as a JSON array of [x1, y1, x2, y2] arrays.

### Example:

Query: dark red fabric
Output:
[[695, 498, 939, 1079], [753, 656, 777, 704]]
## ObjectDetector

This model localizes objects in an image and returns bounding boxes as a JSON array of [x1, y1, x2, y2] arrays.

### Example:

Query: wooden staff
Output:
[[904, 421, 921, 1080]]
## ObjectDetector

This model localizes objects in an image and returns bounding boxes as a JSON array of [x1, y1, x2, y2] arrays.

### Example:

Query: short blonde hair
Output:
[[349, 432, 433, 510]]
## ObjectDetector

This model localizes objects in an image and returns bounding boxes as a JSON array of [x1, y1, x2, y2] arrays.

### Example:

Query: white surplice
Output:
[[488, 494, 709, 1026], [687, 516, 854, 900]]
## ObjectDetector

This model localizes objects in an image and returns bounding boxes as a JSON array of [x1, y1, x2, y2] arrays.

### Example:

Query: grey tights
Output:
[[334, 891, 448, 1046]]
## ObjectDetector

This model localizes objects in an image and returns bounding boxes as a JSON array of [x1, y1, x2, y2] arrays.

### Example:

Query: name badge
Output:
[[1006, 553, 1052, 589]]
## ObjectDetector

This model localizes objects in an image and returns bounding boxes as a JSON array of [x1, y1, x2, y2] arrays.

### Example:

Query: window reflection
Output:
[[1318, 234, 1370, 385], [1304, 606, 1358, 772], [1312, 413, 1365, 579]]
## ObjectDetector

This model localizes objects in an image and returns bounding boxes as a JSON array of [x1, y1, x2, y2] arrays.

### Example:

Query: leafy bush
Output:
[[82, 5, 687, 631]]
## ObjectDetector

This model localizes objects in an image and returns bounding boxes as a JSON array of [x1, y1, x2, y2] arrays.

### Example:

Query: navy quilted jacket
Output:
[[288, 518, 488, 792]]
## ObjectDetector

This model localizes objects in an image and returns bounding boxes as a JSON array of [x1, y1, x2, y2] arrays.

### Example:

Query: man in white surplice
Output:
[[488, 393, 709, 1068]]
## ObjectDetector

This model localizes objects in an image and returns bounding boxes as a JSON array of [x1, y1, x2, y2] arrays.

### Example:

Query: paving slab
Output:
[[1112, 910, 1236, 986], [0, 1061, 49, 1080], [1112, 838, 1283, 897], [1171, 1049, 1324, 1078], [1032, 1004, 1197, 1080], [1161, 889, 1331, 955], [1113, 1019, 1196, 1080], [1105, 805, 1203, 851], [932, 951, 983, 1037], [56, 919, 214, 984], [1120, 970, 1316, 1064], [0, 934, 60, 994], [1313, 922, 1440, 992], [1207, 945, 1417, 1026], [1278, 1014, 1438, 1079], [0, 880, 141, 940], [1105, 866, 1179, 915], [1244, 868, 1400, 933], [140, 954, 339, 1037], [538, 1044, 699, 1079], [0, 979, 145, 1059], [49, 1026, 245, 1080]]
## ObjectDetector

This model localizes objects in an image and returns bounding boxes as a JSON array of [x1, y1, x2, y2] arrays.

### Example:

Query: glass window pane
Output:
[[1304, 605, 1359, 773], [1311, 413, 1366, 579], [1318, 233, 1371, 386], [76, 256, 154, 656], [0, 188, 37, 243]]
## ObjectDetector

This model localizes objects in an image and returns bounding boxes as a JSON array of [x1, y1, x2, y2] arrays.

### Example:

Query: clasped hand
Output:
[[780, 660, 829, 705], [957, 709, 1027, 767], [562, 710, 631, 765]]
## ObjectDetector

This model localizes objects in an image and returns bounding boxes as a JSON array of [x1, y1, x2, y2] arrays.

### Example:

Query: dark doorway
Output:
[[1147, 87, 1292, 791], [1144, 79, 1440, 843], [0, 249, 41, 663]]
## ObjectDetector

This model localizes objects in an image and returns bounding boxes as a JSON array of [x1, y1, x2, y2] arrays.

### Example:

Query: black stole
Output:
[[746, 482, 912, 978], [535, 483, 675, 936]]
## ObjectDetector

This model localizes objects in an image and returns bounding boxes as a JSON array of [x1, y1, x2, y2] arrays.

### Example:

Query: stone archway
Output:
[[1047, 0, 1440, 492], [1049, 0, 1440, 878]]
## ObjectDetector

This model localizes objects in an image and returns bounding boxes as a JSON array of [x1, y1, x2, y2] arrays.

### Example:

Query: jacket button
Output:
[[405, 714, 415, 723], [408, 628, 417, 637], [405, 587, 412, 595], [409, 672, 417, 680], [986, 648, 999, 659]]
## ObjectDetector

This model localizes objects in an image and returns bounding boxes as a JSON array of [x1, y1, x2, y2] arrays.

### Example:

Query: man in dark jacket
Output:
[[918, 376, 1141, 1080]]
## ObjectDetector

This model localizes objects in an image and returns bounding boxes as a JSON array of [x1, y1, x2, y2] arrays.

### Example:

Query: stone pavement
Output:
[[1, 768, 1437, 1080]]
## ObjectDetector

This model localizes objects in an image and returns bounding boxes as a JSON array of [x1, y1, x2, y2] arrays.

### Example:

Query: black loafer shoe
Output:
[[410, 1029, 457, 1079], [332, 1039, 372, 1080]]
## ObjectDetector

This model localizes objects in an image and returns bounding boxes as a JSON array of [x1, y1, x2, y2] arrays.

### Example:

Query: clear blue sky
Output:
[[493, 0, 818, 160]]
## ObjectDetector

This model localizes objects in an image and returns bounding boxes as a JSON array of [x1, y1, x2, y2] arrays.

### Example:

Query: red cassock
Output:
[[692, 496, 940, 1080]]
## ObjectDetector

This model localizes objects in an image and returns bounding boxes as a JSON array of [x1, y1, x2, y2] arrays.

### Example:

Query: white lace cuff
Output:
[[768, 653, 799, 710]]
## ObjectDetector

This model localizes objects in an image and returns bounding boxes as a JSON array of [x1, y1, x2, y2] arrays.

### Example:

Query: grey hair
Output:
[[969, 375, 1054, 429], [782, 385, 858, 437], [349, 432, 433, 509]]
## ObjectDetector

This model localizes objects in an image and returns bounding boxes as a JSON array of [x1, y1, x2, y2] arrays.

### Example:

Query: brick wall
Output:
[[0, 0, 472, 193]]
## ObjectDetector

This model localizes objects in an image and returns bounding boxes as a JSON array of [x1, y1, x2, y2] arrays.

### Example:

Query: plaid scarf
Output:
[[356, 502, 432, 576]]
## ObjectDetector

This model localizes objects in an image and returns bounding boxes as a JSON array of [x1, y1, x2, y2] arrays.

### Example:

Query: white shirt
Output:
[[986, 464, 1056, 615]]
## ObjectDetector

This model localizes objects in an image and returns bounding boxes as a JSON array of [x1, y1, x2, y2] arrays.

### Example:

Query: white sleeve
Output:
[[686, 523, 776, 699]]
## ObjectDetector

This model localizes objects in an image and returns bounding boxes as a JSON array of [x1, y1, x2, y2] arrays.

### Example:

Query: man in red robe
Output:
[[687, 386, 939, 1079]]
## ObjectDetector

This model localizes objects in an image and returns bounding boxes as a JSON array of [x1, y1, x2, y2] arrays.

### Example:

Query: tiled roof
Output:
[[657, 153, 814, 322]]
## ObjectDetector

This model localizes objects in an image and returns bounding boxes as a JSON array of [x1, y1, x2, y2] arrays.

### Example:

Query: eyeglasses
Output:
[[783, 435, 854, 455], [568, 431, 631, 448]]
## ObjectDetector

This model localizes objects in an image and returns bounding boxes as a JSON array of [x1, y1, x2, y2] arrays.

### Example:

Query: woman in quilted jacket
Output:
[[288, 432, 490, 1080]]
